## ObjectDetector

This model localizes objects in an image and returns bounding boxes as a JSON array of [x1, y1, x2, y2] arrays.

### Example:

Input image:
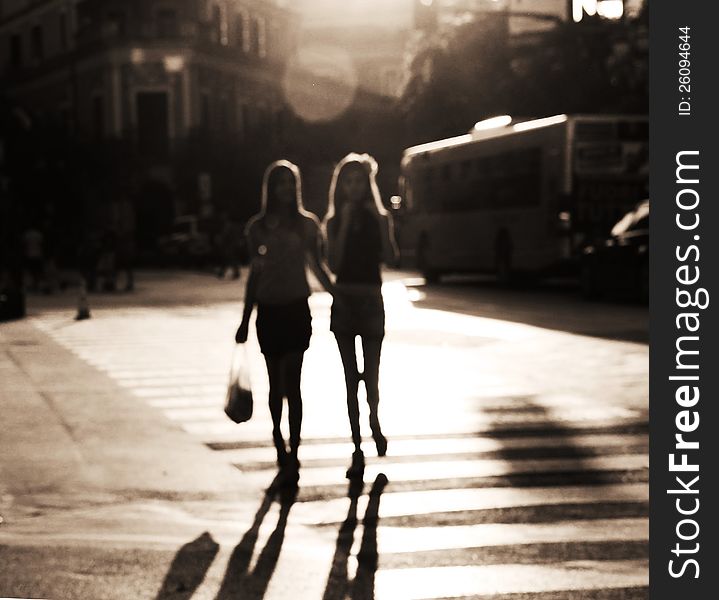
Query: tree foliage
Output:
[[401, 12, 648, 145]]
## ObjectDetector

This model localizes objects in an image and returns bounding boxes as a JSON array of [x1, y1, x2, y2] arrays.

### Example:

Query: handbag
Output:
[[224, 344, 254, 423]]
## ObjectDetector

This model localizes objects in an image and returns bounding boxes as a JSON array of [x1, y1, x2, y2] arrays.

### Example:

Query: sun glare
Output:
[[282, 43, 358, 123]]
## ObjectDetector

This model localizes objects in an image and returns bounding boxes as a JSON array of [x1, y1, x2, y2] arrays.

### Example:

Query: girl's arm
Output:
[[235, 265, 257, 343], [325, 210, 352, 274], [306, 217, 337, 296], [236, 224, 261, 343], [380, 213, 400, 267]]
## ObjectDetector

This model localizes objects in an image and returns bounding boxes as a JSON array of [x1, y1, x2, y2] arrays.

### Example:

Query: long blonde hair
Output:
[[325, 153, 387, 222], [258, 160, 309, 222]]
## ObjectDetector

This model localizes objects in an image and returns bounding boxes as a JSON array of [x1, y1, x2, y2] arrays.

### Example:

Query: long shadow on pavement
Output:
[[154, 485, 296, 600], [154, 531, 220, 600], [215, 486, 296, 600], [322, 473, 389, 600]]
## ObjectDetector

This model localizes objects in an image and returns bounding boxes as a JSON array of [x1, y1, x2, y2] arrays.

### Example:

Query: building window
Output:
[[249, 16, 267, 57], [107, 11, 127, 37], [210, 4, 227, 45], [250, 17, 259, 55], [201, 93, 211, 131], [238, 103, 249, 138], [10, 34, 22, 68], [92, 96, 105, 141], [219, 97, 229, 131], [257, 17, 267, 58], [31, 25, 44, 61], [157, 8, 178, 38], [59, 13, 68, 49], [59, 107, 72, 134], [137, 92, 170, 156], [234, 14, 246, 50]]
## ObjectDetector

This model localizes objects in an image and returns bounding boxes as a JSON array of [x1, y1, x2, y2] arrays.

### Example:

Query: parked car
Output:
[[581, 199, 649, 302], [157, 216, 212, 265]]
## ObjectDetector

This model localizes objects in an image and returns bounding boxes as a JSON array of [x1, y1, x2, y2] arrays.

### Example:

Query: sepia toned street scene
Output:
[[1, 1, 648, 598]]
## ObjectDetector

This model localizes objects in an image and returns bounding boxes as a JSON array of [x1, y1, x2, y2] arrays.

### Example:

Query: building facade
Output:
[[0, 0, 296, 157]]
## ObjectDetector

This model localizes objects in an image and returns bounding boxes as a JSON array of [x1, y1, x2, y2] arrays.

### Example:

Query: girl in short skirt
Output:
[[236, 160, 335, 486], [324, 153, 399, 478]]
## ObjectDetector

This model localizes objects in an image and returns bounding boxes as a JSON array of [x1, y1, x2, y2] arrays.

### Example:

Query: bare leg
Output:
[[361, 336, 387, 456], [335, 334, 362, 453], [283, 351, 305, 463], [264, 355, 287, 465]]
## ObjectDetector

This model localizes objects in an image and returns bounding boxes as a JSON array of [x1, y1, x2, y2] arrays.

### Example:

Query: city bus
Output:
[[393, 114, 648, 282]]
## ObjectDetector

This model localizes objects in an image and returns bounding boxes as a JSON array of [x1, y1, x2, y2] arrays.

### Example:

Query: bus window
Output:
[[513, 148, 542, 174], [489, 153, 508, 177], [423, 166, 434, 186], [441, 164, 451, 182], [618, 120, 648, 141], [476, 157, 490, 177], [575, 121, 615, 141]]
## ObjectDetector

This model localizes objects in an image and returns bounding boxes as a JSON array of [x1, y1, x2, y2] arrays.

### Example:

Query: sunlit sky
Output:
[[292, 0, 415, 29], [291, 0, 644, 29]]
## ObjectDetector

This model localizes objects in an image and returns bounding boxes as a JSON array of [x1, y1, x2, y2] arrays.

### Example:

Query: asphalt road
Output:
[[0, 269, 648, 599]]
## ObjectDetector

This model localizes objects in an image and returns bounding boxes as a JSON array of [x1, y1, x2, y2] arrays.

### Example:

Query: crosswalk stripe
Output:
[[164, 406, 230, 420], [232, 455, 648, 489], [108, 369, 229, 378], [373, 518, 647, 555], [148, 397, 225, 408], [115, 376, 226, 387], [216, 434, 647, 466], [298, 472, 648, 503], [380, 541, 649, 571], [373, 561, 648, 599], [178, 418, 647, 441], [289, 483, 648, 526], [375, 501, 649, 528], [206, 425, 648, 451], [132, 385, 226, 398], [438, 588, 649, 600]]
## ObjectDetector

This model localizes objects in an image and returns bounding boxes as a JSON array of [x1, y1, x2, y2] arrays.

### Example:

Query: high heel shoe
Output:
[[370, 418, 387, 457], [372, 430, 387, 457]]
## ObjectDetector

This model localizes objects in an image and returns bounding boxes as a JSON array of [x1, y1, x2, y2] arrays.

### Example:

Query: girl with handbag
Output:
[[324, 153, 399, 478], [236, 160, 335, 486]]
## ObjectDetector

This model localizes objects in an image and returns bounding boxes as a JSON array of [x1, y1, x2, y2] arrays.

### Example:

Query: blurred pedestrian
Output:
[[115, 196, 136, 292], [97, 228, 118, 292], [79, 228, 102, 292], [116, 232, 135, 292], [324, 153, 399, 478], [22, 225, 44, 291], [216, 213, 242, 280], [41, 219, 59, 294], [235, 160, 336, 487]]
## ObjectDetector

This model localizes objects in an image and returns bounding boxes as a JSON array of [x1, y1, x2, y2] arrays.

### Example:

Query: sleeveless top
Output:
[[336, 208, 382, 286], [247, 216, 316, 304]]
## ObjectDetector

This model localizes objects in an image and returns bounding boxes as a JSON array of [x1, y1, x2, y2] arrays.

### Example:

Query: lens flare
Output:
[[282, 43, 358, 123]]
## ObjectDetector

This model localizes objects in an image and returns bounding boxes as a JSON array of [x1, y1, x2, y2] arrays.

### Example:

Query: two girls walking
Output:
[[236, 154, 397, 486]]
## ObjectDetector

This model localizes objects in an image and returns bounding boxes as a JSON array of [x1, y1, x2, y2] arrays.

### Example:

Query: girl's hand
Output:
[[235, 320, 249, 344]]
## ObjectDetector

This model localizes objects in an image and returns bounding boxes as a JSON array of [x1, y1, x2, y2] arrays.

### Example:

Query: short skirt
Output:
[[256, 298, 312, 357], [330, 288, 385, 338]]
